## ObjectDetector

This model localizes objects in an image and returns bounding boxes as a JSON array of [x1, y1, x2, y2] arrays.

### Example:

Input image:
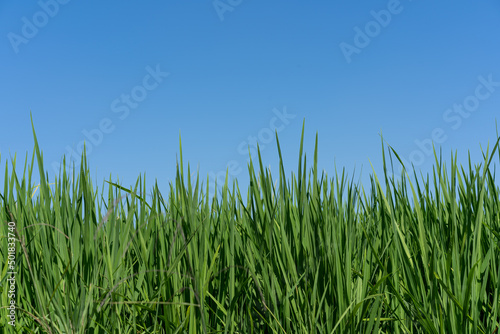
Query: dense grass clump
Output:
[[1, 121, 500, 333]]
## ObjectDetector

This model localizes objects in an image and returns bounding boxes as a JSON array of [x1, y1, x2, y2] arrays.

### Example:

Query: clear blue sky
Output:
[[1, 1, 500, 203]]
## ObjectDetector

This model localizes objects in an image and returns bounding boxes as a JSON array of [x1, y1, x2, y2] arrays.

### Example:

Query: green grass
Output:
[[1, 119, 499, 333]]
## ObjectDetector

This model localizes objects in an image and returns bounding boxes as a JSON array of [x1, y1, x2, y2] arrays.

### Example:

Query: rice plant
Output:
[[0, 119, 499, 333]]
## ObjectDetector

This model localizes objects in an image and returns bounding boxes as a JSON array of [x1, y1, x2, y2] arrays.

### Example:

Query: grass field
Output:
[[1, 121, 500, 333]]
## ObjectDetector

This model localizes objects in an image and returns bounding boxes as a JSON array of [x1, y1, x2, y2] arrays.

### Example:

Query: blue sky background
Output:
[[1, 0, 500, 203]]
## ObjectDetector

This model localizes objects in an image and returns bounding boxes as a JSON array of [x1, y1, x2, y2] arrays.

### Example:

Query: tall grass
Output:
[[1, 120, 499, 333]]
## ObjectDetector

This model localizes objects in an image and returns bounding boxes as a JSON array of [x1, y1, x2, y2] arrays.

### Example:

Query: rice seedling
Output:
[[0, 119, 499, 333]]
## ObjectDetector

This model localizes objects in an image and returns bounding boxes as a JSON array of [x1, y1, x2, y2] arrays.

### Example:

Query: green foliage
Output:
[[0, 119, 499, 333]]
